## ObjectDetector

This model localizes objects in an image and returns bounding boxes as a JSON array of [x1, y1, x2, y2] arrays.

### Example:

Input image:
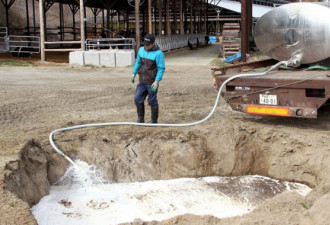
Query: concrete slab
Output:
[[115, 50, 135, 67], [99, 50, 118, 67], [165, 43, 220, 66], [84, 50, 100, 66], [69, 51, 85, 66]]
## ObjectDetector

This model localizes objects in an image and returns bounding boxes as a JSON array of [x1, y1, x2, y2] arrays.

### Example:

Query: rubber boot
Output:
[[149, 106, 159, 123], [136, 104, 145, 123]]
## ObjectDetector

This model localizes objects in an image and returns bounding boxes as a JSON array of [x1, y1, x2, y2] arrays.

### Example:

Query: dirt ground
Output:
[[1, 45, 330, 225]]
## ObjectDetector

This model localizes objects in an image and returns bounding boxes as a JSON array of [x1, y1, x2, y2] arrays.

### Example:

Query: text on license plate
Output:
[[259, 94, 277, 105]]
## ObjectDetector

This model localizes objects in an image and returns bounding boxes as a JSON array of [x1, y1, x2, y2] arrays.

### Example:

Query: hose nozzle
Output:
[[285, 54, 302, 68]]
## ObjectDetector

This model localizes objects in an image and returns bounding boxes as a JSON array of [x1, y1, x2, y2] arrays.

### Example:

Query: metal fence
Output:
[[0, 27, 8, 53], [1, 29, 206, 56], [86, 38, 136, 50], [156, 34, 207, 52], [8, 35, 40, 55]]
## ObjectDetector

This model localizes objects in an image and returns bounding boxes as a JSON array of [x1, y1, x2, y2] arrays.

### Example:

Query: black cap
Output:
[[143, 34, 155, 46]]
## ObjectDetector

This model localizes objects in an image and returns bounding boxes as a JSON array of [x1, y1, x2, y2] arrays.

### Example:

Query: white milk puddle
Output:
[[32, 161, 312, 225]]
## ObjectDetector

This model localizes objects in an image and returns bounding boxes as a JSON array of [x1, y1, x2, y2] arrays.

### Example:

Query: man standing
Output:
[[131, 34, 165, 123]]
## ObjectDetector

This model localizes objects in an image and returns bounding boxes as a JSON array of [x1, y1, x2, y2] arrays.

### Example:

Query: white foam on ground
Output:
[[31, 162, 312, 225]]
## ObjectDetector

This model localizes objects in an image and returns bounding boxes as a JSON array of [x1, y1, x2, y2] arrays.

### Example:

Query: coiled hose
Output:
[[50, 61, 287, 165]]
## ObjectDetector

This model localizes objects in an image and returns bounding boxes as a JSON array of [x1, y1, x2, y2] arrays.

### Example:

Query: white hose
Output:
[[49, 61, 287, 164]]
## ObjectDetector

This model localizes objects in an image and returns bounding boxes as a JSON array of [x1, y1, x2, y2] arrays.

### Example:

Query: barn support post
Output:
[[32, 0, 36, 34], [180, 0, 183, 34], [135, 0, 141, 51], [241, 0, 252, 62], [142, 7, 146, 35], [59, 3, 63, 40], [190, 0, 193, 33], [148, 0, 152, 33], [156, 0, 163, 36], [39, 0, 45, 61], [206, 0, 209, 34], [166, 0, 170, 35], [171, 0, 176, 34], [102, 9, 105, 30], [25, 0, 30, 35], [80, 0, 85, 50]]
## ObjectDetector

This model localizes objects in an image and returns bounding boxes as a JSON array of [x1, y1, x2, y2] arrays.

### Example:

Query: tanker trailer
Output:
[[212, 2, 330, 118]]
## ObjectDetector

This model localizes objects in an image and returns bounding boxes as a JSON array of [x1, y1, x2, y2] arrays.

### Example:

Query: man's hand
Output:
[[131, 74, 136, 83], [151, 81, 159, 92]]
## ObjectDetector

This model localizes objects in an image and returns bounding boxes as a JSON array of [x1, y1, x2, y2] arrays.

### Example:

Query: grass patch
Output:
[[171, 110, 185, 115], [217, 60, 230, 67], [301, 203, 309, 209], [209, 57, 230, 67], [0, 59, 35, 67]]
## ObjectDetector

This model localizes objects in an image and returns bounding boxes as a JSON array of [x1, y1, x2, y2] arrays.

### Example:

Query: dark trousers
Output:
[[134, 82, 158, 106]]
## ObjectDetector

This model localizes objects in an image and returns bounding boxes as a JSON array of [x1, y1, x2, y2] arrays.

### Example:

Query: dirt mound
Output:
[[4, 139, 49, 206]]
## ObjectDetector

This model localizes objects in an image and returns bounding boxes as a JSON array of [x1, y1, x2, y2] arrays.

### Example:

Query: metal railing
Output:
[[0, 27, 8, 53], [156, 33, 207, 52], [8, 35, 40, 54], [85, 38, 136, 50], [44, 40, 81, 52]]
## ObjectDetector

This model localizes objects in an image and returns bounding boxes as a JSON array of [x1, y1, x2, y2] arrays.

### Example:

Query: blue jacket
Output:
[[132, 45, 165, 84]]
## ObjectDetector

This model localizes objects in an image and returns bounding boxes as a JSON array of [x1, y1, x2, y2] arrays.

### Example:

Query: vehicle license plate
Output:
[[259, 94, 277, 105]]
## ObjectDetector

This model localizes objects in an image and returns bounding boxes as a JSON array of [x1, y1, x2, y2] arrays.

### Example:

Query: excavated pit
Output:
[[4, 119, 330, 224]]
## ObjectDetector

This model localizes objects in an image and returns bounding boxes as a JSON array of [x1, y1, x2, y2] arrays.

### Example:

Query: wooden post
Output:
[[241, 0, 247, 62], [5, 0, 9, 34], [39, 0, 45, 61], [241, 0, 252, 62], [190, 0, 193, 34], [193, 0, 196, 33], [183, 0, 187, 33], [157, 0, 163, 36], [180, 0, 183, 34], [171, 0, 177, 34], [93, 8, 97, 37], [206, 0, 209, 34], [84, 7, 87, 38], [80, 0, 85, 50], [142, 7, 145, 34], [135, 0, 140, 51], [102, 9, 105, 30], [111, 10, 113, 37], [25, 0, 30, 35], [148, 0, 152, 33], [32, 0, 36, 34], [166, 0, 170, 35], [247, 0, 252, 51], [198, 0, 201, 33], [43, 1, 47, 41], [59, 3, 63, 41]]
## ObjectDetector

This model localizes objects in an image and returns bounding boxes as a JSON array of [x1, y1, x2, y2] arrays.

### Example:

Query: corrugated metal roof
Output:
[[208, 0, 275, 18]]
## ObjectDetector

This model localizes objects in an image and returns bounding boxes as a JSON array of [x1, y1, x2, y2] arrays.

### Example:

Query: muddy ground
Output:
[[0, 46, 330, 225]]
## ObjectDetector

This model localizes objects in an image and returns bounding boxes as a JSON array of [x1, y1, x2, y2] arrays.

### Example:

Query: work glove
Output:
[[131, 74, 136, 83], [151, 81, 159, 92]]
